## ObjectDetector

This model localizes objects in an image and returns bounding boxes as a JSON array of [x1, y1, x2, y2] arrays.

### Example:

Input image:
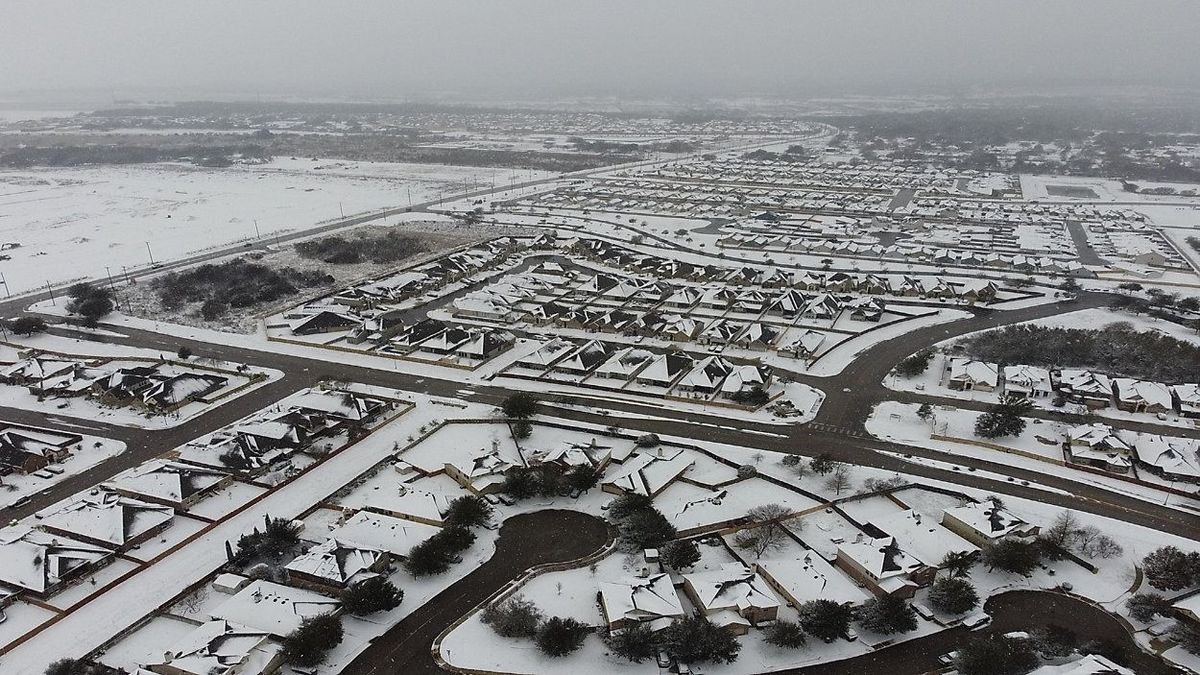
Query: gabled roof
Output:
[[285, 538, 383, 586], [599, 573, 685, 624], [942, 501, 1036, 539], [683, 562, 781, 614], [211, 579, 339, 638], [0, 527, 110, 594], [146, 619, 278, 675], [42, 490, 175, 548], [106, 459, 228, 505]]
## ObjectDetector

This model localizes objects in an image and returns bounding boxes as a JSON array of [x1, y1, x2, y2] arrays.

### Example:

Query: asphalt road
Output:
[[342, 510, 611, 675], [775, 589, 1177, 675]]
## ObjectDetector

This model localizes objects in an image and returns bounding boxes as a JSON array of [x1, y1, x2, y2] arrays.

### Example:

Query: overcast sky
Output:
[[3, 0, 1199, 101]]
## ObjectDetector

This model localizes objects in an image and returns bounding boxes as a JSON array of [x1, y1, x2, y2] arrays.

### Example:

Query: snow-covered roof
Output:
[[1026, 654, 1134, 675], [1112, 378, 1174, 410], [837, 536, 925, 580], [1002, 364, 1051, 390], [683, 562, 781, 615], [1131, 434, 1200, 479], [285, 538, 383, 587], [942, 501, 1036, 540], [328, 510, 440, 558], [144, 619, 279, 675], [0, 527, 111, 594], [41, 491, 175, 548], [601, 449, 694, 497], [1068, 423, 1130, 451], [211, 579, 338, 638], [756, 552, 870, 606], [869, 509, 979, 566], [106, 459, 228, 506], [599, 573, 685, 625], [947, 357, 999, 388]]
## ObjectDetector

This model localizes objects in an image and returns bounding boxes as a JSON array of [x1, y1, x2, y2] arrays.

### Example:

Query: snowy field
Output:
[[0, 160, 557, 294]]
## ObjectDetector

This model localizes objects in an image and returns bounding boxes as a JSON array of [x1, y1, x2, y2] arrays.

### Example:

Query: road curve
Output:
[[341, 509, 610, 675], [774, 589, 1174, 675]]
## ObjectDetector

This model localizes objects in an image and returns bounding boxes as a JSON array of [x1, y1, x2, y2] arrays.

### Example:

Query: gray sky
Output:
[[3, 0, 1199, 101]]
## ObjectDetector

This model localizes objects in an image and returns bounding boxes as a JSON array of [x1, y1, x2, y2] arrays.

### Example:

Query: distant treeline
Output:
[[0, 144, 270, 168], [959, 324, 1200, 383]]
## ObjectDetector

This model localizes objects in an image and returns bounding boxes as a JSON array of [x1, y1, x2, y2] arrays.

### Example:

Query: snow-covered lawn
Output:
[[0, 160, 555, 294]]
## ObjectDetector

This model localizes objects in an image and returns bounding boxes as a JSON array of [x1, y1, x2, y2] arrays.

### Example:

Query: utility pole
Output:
[[145, 241, 156, 266], [122, 266, 131, 283], [104, 266, 116, 290], [45, 282, 55, 305], [0, 272, 9, 298], [339, 202, 345, 219], [253, 219, 261, 239]]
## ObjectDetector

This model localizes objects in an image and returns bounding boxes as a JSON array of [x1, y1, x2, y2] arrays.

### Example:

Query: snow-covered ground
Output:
[[0, 160, 555, 294]]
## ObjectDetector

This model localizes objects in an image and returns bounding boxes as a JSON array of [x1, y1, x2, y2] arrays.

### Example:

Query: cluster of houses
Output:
[[0, 388, 394, 613], [1066, 423, 1200, 484], [177, 388, 391, 477], [720, 226, 1088, 277], [510, 336, 773, 402], [597, 495, 1039, 639], [648, 158, 995, 194], [0, 355, 231, 412], [568, 238, 998, 306], [943, 356, 1200, 418], [325, 237, 526, 311]]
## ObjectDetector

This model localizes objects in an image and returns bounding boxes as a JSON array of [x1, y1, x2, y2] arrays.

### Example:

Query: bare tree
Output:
[[824, 465, 851, 496], [733, 504, 797, 559]]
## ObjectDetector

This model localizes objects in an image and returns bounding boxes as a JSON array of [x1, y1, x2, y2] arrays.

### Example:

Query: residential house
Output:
[[106, 459, 232, 512], [598, 573, 685, 632], [1056, 369, 1113, 408], [1129, 434, 1200, 484], [682, 563, 781, 634], [285, 538, 389, 592], [0, 528, 112, 599], [941, 501, 1040, 547], [0, 425, 80, 475], [1002, 365, 1053, 399], [635, 352, 694, 388], [1066, 423, 1133, 473], [601, 449, 694, 498], [835, 536, 932, 598], [756, 551, 870, 609], [328, 510, 441, 560], [41, 491, 175, 551], [1112, 378, 1174, 414], [211, 579, 339, 639], [143, 619, 282, 675], [1172, 384, 1200, 419], [868, 509, 980, 570], [945, 357, 999, 392]]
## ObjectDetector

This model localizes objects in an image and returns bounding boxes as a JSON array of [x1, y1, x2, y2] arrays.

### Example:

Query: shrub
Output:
[[955, 635, 1039, 675], [294, 231, 426, 265], [443, 495, 493, 530], [482, 596, 543, 638], [927, 576, 979, 615], [512, 419, 533, 439], [797, 599, 852, 642], [341, 576, 403, 615], [501, 392, 538, 418], [1126, 592, 1172, 622], [895, 350, 934, 377], [660, 615, 741, 664], [232, 517, 301, 564], [535, 616, 589, 657], [764, 620, 807, 649], [660, 540, 701, 570], [737, 464, 757, 479], [9, 316, 47, 336], [604, 622, 657, 662], [281, 613, 343, 667], [858, 594, 918, 635]]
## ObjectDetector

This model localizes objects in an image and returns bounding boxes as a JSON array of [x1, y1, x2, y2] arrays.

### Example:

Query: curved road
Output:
[[342, 510, 610, 675], [781, 590, 1177, 675]]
